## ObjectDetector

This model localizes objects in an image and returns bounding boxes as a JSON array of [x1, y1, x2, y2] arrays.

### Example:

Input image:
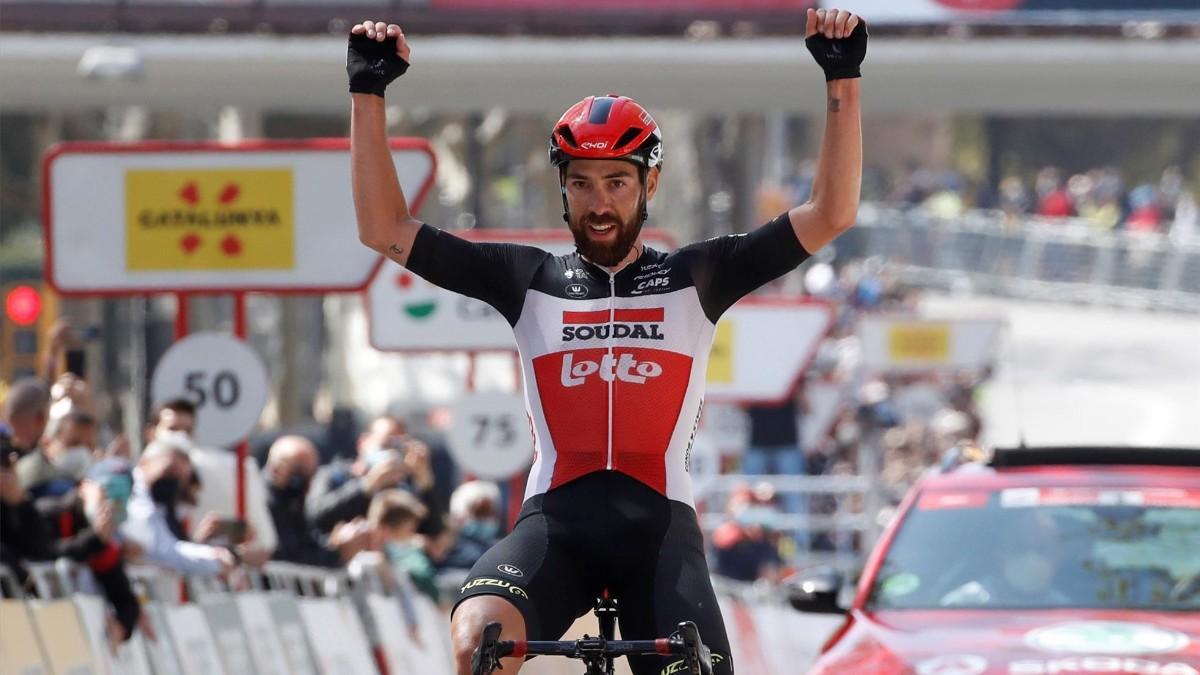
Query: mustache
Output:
[[582, 214, 620, 227]]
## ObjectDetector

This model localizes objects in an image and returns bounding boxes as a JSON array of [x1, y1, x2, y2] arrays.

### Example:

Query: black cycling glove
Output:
[[805, 20, 868, 82], [347, 33, 410, 98]]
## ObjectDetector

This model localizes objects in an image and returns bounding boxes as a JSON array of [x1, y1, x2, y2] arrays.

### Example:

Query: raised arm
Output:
[[349, 20, 422, 266], [788, 8, 866, 254]]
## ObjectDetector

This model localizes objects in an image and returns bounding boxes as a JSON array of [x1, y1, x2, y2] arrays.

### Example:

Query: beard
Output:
[[568, 206, 644, 267]]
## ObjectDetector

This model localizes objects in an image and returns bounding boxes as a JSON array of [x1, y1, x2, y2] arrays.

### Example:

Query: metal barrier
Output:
[[696, 473, 881, 578], [0, 556, 844, 674], [837, 204, 1200, 312]]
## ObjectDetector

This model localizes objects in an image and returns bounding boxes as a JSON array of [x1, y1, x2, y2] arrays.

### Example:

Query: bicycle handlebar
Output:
[[472, 620, 714, 675], [497, 636, 678, 659]]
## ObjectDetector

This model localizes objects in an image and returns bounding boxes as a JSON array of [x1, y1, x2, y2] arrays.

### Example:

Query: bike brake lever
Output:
[[471, 622, 505, 674], [674, 621, 713, 675]]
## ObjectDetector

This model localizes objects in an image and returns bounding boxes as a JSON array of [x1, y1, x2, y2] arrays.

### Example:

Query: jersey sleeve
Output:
[[680, 212, 811, 322], [404, 224, 550, 326]]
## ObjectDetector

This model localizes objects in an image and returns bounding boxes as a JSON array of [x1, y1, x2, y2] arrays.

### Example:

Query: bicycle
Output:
[[470, 591, 715, 675]]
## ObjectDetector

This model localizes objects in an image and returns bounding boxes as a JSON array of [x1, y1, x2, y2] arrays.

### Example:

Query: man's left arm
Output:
[[788, 8, 865, 254]]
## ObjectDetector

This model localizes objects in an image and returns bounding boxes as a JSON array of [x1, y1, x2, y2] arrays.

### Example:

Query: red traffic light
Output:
[[5, 285, 42, 326]]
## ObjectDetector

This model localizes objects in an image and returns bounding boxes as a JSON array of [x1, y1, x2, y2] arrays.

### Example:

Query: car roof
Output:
[[918, 446, 1200, 491]]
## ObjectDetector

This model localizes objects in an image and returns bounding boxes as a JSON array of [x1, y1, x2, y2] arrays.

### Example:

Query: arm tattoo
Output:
[[388, 243, 404, 256], [828, 97, 841, 113]]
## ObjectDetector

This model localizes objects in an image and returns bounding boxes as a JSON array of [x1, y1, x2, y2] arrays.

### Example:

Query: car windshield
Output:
[[867, 486, 1200, 611]]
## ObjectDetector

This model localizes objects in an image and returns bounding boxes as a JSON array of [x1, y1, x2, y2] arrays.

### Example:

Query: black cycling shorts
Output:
[[452, 470, 733, 675]]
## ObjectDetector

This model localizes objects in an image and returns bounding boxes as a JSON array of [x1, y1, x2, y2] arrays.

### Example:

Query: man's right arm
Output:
[[346, 22, 548, 324], [349, 21, 420, 266]]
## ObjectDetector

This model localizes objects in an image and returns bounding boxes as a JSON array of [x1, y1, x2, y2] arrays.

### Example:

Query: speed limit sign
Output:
[[446, 392, 534, 480], [150, 332, 269, 447]]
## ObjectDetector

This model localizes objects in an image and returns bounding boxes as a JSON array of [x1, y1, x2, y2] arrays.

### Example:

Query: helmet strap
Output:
[[559, 165, 570, 223], [637, 166, 649, 226]]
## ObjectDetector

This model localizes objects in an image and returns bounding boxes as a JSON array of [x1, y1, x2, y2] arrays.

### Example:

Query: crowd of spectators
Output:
[[0, 323, 504, 650], [708, 257, 989, 583], [875, 163, 1198, 238]]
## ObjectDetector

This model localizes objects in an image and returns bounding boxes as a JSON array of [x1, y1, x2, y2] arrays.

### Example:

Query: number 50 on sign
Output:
[[151, 332, 270, 448]]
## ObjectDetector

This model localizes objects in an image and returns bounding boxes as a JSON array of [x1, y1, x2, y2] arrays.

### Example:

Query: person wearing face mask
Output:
[[265, 435, 367, 567], [120, 439, 238, 576], [1, 425, 138, 603], [46, 410, 99, 482], [441, 480, 503, 571], [8, 379, 80, 500], [306, 415, 441, 534], [363, 489, 440, 602], [146, 399, 278, 560]]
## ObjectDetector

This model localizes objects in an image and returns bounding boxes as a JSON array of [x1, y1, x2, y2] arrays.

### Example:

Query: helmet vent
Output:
[[588, 97, 617, 124], [615, 127, 644, 150], [556, 125, 579, 149]]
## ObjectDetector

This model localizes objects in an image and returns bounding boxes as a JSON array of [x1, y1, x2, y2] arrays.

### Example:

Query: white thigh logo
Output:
[[561, 353, 663, 387]]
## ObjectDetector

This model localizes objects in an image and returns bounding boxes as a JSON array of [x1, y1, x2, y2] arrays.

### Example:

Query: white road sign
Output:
[[704, 299, 833, 404], [367, 229, 676, 351], [45, 139, 435, 294], [446, 392, 535, 480], [858, 315, 1005, 373], [151, 332, 269, 447]]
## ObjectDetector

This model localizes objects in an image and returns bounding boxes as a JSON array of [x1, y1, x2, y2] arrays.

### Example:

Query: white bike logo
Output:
[[561, 353, 663, 387]]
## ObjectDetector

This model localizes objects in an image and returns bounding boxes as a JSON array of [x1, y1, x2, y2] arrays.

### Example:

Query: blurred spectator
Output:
[[1125, 184, 1163, 233], [146, 398, 278, 559], [711, 484, 782, 583], [742, 388, 809, 551], [858, 379, 902, 430], [2, 378, 50, 457], [0, 424, 149, 645], [365, 489, 443, 603], [44, 409, 100, 482], [121, 439, 238, 576], [1035, 167, 1075, 218], [922, 172, 968, 219], [57, 459, 147, 645], [996, 175, 1031, 221], [441, 480, 502, 570], [10, 379, 81, 501], [307, 415, 440, 534], [48, 373, 96, 430], [397, 517, 458, 607], [1170, 190, 1198, 244], [265, 435, 366, 567], [884, 161, 1195, 238]]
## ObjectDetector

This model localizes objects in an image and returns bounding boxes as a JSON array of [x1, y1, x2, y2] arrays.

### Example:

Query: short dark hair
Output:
[[2, 378, 50, 423], [368, 489, 428, 530], [150, 398, 196, 426]]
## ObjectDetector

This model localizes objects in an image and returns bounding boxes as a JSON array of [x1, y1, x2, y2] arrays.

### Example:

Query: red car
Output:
[[792, 447, 1200, 675]]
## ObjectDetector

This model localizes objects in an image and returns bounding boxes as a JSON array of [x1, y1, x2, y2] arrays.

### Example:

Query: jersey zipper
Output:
[[606, 270, 616, 471]]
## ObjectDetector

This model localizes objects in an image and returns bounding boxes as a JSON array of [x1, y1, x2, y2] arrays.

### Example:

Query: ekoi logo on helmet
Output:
[[548, 94, 663, 169]]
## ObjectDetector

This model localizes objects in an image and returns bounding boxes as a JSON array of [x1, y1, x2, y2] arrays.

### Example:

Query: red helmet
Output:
[[548, 94, 663, 170]]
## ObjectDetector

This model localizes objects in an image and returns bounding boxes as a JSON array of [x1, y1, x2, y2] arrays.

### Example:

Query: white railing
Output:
[[840, 204, 1200, 312]]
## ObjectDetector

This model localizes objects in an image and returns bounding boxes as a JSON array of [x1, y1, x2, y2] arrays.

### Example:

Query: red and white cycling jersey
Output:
[[406, 213, 809, 505]]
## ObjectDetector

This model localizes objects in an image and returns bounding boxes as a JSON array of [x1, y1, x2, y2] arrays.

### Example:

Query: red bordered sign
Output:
[[43, 138, 436, 296]]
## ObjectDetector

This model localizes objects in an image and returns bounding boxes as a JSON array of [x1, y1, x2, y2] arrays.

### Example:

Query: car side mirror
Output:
[[784, 568, 846, 615]]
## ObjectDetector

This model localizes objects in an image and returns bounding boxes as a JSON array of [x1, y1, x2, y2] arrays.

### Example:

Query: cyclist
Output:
[[348, 9, 867, 673]]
